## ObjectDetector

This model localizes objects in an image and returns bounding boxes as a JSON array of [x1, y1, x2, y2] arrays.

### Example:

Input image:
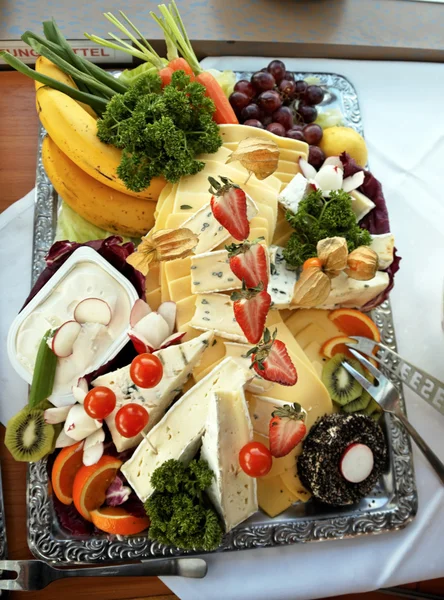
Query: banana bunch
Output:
[[36, 58, 166, 236]]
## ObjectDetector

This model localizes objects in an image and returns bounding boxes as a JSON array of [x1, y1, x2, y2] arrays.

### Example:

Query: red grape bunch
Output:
[[229, 60, 326, 167]]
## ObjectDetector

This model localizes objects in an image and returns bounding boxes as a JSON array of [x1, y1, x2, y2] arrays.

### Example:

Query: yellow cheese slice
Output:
[[197, 145, 233, 163], [285, 309, 342, 339], [275, 172, 295, 183], [223, 216, 270, 246], [164, 257, 192, 282], [279, 309, 293, 322], [257, 475, 299, 518], [175, 295, 198, 332], [280, 469, 311, 502], [145, 262, 160, 293], [202, 160, 281, 194], [160, 263, 170, 303], [154, 183, 174, 220], [154, 184, 177, 230], [218, 124, 308, 155], [145, 287, 161, 311], [272, 215, 293, 247], [276, 159, 303, 176], [295, 323, 327, 349], [168, 275, 192, 303], [252, 426, 301, 480], [165, 213, 188, 229], [302, 341, 324, 369], [224, 141, 306, 164]]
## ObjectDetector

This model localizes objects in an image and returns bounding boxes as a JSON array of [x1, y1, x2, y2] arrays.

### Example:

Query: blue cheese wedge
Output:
[[201, 389, 258, 531], [370, 233, 395, 269], [223, 342, 273, 395], [191, 293, 248, 343], [190, 250, 241, 294], [268, 245, 298, 309], [92, 331, 214, 451], [320, 271, 390, 309], [181, 198, 258, 254], [121, 357, 252, 501], [277, 172, 310, 213]]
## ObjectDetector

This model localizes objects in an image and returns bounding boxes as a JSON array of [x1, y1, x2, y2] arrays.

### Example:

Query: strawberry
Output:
[[208, 176, 249, 241], [269, 402, 307, 458], [231, 283, 271, 344], [247, 328, 298, 386], [227, 239, 269, 289]]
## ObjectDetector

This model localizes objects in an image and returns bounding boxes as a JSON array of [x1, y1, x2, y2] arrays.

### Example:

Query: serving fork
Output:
[[342, 345, 444, 484], [0, 558, 207, 591]]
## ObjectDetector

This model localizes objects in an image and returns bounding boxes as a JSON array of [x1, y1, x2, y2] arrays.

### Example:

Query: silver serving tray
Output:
[[28, 72, 417, 564]]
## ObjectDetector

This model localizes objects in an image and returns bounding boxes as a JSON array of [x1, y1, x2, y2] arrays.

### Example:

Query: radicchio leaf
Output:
[[22, 236, 145, 311], [53, 494, 92, 536], [105, 474, 131, 507], [340, 152, 401, 309]]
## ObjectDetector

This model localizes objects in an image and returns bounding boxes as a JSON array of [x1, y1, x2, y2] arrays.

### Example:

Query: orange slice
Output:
[[328, 309, 381, 342], [321, 336, 357, 359], [51, 441, 85, 505], [90, 506, 150, 535], [72, 455, 122, 521]]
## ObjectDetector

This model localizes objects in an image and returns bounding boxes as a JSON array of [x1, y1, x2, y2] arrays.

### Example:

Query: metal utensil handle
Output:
[[375, 343, 444, 417], [56, 558, 207, 579], [395, 410, 444, 484]]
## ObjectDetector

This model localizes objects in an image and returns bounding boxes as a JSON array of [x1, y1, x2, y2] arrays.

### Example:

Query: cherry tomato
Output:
[[115, 403, 149, 438], [303, 257, 323, 271], [130, 353, 163, 388], [84, 386, 116, 419], [239, 442, 272, 477]]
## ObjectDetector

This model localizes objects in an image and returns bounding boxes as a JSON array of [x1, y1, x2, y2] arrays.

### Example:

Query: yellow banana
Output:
[[35, 74, 166, 201], [42, 135, 156, 237], [35, 56, 97, 119]]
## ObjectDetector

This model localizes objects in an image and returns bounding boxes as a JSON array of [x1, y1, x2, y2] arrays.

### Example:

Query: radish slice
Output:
[[64, 404, 102, 441], [77, 377, 88, 393], [299, 157, 317, 180], [133, 312, 171, 350], [74, 298, 112, 326], [322, 156, 343, 169], [84, 427, 105, 449], [314, 164, 343, 192], [128, 330, 154, 354], [160, 331, 186, 349], [342, 171, 365, 193], [157, 302, 176, 335], [52, 321, 82, 358], [55, 429, 82, 449], [44, 405, 72, 424], [83, 441, 104, 466], [340, 443, 374, 483], [130, 298, 152, 327]]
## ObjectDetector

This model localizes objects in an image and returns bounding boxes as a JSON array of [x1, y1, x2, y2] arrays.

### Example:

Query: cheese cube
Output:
[[277, 173, 310, 214], [370, 233, 395, 269], [350, 189, 376, 222], [257, 475, 298, 518], [92, 331, 214, 451], [121, 357, 252, 501], [201, 389, 258, 531]]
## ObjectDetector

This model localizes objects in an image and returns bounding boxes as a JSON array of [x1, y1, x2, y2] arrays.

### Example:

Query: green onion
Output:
[[0, 51, 108, 114], [28, 330, 58, 409]]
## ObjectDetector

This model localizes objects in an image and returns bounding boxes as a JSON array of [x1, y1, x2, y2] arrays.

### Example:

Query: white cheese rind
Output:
[[201, 390, 258, 532], [277, 173, 309, 213], [190, 250, 241, 294], [370, 233, 395, 270], [92, 331, 214, 451], [191, 293, 248, 343], [350, 190, 376, 222], [182, 197, 258, 254], [268, 246, 298, 309], [121, 357, 252, 501]]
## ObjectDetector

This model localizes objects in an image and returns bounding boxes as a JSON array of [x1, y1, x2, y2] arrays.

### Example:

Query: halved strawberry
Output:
[[209, 176, 249, 241], [269, 402, 307, 458], [231, 283, 271, 344], [247, 328, 298, 386], [227, 239, 269, 289]]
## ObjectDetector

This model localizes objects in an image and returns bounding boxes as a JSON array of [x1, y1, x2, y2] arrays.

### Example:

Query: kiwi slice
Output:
[[5, 407, 55, 462], [342, 389, 372, 413], [322, 354, 366, 406], [363, 398, 382, 417]]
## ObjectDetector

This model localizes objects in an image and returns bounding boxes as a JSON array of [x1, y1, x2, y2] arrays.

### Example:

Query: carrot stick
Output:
[[168, 57, 194, 77], [196, 71, 238, 125], [159, 66, 174, 87]]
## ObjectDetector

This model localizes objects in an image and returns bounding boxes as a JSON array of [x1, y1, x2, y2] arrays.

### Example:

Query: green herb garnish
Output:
[[145, 458, 223, 551], [283, 188, 372, 269]]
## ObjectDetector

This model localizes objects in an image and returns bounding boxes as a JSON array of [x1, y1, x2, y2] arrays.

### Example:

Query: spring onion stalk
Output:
[[28, 39, 118, 99], [84, 33, 151, 62], [0, 51, 108, 114]]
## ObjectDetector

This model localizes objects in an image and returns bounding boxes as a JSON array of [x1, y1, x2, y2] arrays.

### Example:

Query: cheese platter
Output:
[[1, 4, 417, 565]]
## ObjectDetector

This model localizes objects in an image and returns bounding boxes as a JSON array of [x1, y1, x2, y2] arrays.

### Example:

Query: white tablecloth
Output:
[[1, 57, 443, 600]]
